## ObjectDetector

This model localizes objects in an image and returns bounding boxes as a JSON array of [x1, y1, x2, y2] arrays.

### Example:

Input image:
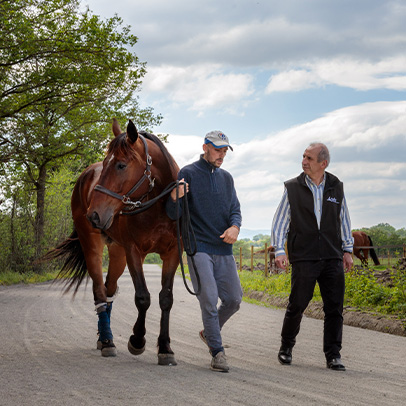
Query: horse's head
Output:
[[87, 119, 151, 230]]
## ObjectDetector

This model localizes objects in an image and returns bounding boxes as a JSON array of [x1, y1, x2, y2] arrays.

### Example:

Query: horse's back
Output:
[[71, 162, 103, 220], [352, 231, 365, 244]]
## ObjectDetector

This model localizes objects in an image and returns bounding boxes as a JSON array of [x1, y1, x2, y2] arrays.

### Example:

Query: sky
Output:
[[83, 0, 406, 234]]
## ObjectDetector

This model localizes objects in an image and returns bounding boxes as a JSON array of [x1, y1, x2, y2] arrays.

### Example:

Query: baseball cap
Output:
[[204, 130, 233, 151]]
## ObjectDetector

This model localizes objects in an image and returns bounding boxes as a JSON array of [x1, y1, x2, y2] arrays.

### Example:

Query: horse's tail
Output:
[[368, 236, 380, 265], [43, 229, 88, 295]]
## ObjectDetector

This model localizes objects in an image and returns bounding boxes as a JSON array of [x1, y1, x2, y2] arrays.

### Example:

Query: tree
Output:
[[1, 0, 142, 118], [0, 0, 162, 271]]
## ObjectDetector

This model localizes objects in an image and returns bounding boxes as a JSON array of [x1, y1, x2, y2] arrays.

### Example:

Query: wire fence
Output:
[[235, 243, 406, 276]]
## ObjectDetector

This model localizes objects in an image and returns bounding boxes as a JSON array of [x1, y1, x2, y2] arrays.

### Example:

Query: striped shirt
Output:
[[271, 174, 353, 257]]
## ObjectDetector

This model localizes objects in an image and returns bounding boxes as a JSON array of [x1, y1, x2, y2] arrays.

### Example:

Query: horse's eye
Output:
[[117, 162, 127, 170]]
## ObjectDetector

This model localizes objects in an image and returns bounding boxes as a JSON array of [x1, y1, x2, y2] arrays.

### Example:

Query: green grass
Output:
[[0, 267, 107, 286], [0, 269, 60, 285], [180, 261, 406, 320], [345, 267, 406, 317], [239, 266, 406, 320]]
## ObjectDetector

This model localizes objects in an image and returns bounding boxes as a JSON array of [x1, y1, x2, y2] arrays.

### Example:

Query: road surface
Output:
[[1, 265, 405, 406]]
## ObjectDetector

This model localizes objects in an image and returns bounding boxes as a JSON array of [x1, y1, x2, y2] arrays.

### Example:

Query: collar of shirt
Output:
[[305, 173, 326, 228], [304, 173, 326, 189]]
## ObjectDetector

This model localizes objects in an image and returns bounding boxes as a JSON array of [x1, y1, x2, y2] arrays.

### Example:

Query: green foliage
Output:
[[252, 234, 270, 242], [233, 239, 251, 257], [345, 269, 388, 307], [145, 253, 163, 264], [239, 269, 322, 301], [356, 223, 406, 257], [239, 270, 291, 297], [0, 0, 163, 273], [239, 262, 406, 319], [345, 265, 406, 317], [233, 234, 272, 257], [0, 0, 144, 120]]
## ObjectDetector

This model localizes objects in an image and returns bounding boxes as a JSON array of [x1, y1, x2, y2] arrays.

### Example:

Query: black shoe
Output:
[[278, 347, 292, 365], [327, 358, 346, 371]]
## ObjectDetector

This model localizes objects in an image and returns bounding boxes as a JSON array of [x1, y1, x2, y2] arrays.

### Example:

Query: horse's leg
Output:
[[126, 252, 150, 356], [75, 223, 117, 357], [96, 242, 126, 351], [156, 251, 179, 366], [368, 236, 380, 265], [362, 248, 369, 266]]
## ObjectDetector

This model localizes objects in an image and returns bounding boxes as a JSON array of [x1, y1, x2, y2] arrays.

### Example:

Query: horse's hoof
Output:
[[158, 353, 177, 366], [100, 340, 117, 357], [127, 336, 146, 356]]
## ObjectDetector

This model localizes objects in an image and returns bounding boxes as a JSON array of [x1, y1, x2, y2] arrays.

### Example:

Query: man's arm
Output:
[[271, 187, 291, 270], [340, 194, 353, 271]]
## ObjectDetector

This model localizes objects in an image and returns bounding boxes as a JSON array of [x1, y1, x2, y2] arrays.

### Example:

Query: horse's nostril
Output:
[[89, 211, 100, 227]]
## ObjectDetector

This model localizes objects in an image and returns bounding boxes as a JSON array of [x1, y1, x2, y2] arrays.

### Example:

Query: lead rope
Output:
[[176, 180, 201, 295]]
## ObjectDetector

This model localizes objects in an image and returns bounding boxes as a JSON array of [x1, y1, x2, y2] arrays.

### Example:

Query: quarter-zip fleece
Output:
[[165, 155, 241, 255]]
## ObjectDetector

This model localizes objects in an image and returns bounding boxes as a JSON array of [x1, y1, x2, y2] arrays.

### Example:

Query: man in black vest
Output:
[[271, 142, 353, 371]]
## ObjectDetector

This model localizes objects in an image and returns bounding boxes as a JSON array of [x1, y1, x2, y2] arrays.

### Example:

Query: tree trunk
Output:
[[10, 193, 17, 272], [34, 165, 47, 270]]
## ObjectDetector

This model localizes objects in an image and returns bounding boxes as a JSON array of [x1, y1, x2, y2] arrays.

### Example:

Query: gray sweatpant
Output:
[[187, 252, 243, 356]]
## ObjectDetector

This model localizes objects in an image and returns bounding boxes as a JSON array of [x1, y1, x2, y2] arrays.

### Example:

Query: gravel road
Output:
[[1, 264, 405, 406]]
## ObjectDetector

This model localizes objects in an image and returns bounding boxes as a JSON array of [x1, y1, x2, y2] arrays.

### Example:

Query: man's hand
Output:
[[220, 226, 239, 244], [170, 178, 188, 201], [343, 252, 353, 272], [275, 254, 289, 271]]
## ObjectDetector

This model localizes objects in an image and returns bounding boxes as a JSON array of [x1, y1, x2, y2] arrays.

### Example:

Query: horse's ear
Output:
[[112, 118, 122, 137], [126, 120, 139, 144]]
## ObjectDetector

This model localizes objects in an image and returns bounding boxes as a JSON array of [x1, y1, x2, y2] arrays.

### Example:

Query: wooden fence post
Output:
[[250, 246, 254, 272], [239, 247, 242, 272], [264, 243, 268, 277]]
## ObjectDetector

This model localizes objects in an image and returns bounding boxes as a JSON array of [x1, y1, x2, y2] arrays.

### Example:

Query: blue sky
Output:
[[83, 0, 406, 233]]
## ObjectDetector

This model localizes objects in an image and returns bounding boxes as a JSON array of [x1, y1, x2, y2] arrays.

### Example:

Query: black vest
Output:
[[285, 172, 344, 263]]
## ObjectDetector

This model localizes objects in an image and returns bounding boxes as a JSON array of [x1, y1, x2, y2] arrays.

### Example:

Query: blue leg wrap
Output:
[[97, 306, 113, 341], [106, 302, 113, 320]]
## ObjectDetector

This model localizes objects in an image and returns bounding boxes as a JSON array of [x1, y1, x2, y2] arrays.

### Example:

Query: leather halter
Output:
[[93, 134, 155, 211]]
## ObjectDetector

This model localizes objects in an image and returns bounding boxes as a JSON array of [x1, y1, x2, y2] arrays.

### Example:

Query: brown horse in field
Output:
[[46, 119, 181, 365], [352, 231, 380, 266], [255, 245, 276, 268]]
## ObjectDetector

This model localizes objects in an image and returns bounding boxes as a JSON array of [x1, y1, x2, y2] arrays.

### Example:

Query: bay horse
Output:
[[46, 119, 180, 365], [255, 245, 276, 269], [352, 231, 380, 266]]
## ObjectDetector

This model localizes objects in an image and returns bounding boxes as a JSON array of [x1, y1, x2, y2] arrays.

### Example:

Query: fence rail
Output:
[[236, 243, 406, 275]]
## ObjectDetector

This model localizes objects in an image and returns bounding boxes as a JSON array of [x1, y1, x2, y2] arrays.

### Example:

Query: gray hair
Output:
[[309, 142, 330, 167]]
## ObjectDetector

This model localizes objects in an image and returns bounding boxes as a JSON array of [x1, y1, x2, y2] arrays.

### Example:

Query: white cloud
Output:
[[265, 69, 324, 93], [163, 134, 202, 168], [143, 65, 254, 113], [83, 0, 406, 231], [165, 101, 406, 230], [266, 57, 406, 93]]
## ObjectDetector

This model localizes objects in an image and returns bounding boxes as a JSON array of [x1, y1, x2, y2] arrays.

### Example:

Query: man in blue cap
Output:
[[166, 130, 242, 372]]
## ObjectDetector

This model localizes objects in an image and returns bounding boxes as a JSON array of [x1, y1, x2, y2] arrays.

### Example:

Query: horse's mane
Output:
[[107, 133, 142, 164], [106, 131, 178, 175], [139, 131, 179, 174]]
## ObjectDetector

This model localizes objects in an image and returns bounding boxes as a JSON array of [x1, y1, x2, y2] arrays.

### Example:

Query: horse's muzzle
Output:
[[87, 211, 113, 230]]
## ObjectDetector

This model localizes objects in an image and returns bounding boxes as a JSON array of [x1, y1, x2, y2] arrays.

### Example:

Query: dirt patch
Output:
[[244, 290, 406, 337]]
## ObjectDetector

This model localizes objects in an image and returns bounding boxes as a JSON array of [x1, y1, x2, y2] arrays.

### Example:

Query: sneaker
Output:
[[199, 330, 209, 349], [211, 351, 229, 372]]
